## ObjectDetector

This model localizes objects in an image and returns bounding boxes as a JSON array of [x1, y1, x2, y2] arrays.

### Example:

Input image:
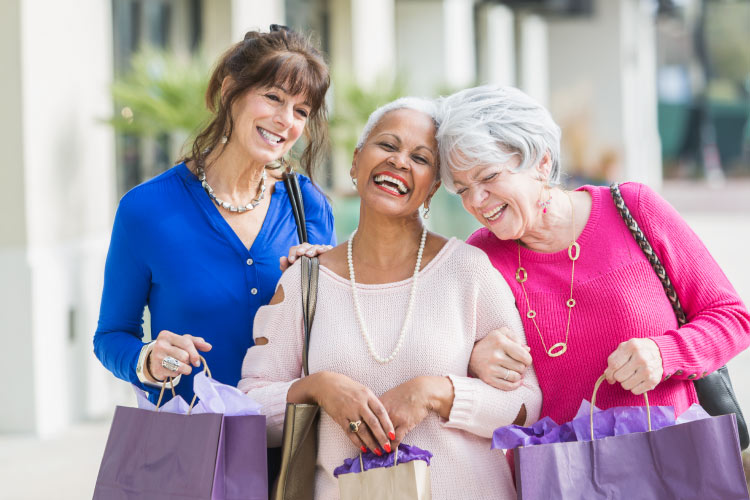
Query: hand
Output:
[[469, 327, 532, 391], [379, 376, 453, 451], [147, 330, 212, 382], [279, 243, 334, 271], [604, 338, 663, 395], [309, 372, 395, 456]]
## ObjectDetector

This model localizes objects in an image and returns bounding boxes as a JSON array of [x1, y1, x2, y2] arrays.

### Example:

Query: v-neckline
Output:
[[180, 163, 284, 256]]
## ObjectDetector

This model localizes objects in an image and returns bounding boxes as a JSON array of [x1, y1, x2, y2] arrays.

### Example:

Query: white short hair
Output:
[[356, 97, 440, 150], [436, 85, 562, 193]]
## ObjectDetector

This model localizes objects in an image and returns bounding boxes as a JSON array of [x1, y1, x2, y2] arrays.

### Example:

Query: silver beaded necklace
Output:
[[197, 165, 267, 213]]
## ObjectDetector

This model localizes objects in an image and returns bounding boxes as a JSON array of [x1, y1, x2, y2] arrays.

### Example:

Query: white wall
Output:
[[546, 0, 661, 186], [0, 0, 116, 436]]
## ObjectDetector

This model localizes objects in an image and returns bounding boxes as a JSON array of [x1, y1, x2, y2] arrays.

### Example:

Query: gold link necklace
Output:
[[515, 191, 580, 358]]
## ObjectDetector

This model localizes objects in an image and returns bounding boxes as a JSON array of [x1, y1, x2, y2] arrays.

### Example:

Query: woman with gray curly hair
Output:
[[436, 84, 750, 429], [240, 96, 541, 499]]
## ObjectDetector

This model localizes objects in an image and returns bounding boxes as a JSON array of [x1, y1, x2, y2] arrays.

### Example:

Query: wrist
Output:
[[420, 376, 454, 419]]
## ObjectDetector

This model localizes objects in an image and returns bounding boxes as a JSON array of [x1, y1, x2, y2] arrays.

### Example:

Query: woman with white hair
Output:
[[239, 96, 542, 499], [436, 84, 750, 428]]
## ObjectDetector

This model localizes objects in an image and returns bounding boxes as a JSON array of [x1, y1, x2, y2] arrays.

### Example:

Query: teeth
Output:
[[259, 128, 282, 144], [374, 174, 408, 194], [483, 204, 507, 221]]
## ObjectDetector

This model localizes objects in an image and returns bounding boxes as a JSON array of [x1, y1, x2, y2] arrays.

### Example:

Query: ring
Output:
[[348, 420, 362, 433], [503, 368, 510, 381], [162, 356, 180, 372]]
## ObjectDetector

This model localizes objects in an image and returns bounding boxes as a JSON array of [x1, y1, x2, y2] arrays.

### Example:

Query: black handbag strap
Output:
[[284, 172, 308, 244], [283, 170, 317, 377], [610, 183, 687, 326]]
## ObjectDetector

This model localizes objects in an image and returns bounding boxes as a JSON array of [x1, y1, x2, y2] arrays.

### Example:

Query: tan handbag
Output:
[[272, 255, 320, 500]]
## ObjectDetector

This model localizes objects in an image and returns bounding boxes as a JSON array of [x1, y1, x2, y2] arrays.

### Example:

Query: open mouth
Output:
[[483, 203, 508, 222], [257, 127, 285, 146], [373, 173, 410, 196]]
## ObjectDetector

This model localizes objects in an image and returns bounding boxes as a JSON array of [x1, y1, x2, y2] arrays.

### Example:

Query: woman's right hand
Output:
[[298, 372, 395, 456], [146, 330, 212, 382], [279, 243, 334, 271], [469, 326, 532, 391]]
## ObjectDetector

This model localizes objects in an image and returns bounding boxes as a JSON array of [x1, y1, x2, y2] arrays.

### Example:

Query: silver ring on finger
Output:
[[503, 367, 510, 381], [162, 356, 180, 372]]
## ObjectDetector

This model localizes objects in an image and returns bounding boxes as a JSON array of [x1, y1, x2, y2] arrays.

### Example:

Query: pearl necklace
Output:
[[197, 165, 266, 213], [347, 227, 427, 364]]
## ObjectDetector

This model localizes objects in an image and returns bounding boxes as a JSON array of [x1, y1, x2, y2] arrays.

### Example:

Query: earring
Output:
[[422, 204, 431, 219], [351, 177, 358, 191], [537, 183, 551, 214], [221, 135, 228, 144]]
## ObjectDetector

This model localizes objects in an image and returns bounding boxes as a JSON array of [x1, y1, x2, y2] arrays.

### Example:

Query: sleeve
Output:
[[624, 182, 750, 379], [238, 262, 306, 447], [92, 196, 156, 393], [443, 251, 543, 438], [299, 176, 337, 246]]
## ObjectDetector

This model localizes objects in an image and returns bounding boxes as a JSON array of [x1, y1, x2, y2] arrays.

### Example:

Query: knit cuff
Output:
[[650, 332, 699, 380], [444, 374, 477, 428]]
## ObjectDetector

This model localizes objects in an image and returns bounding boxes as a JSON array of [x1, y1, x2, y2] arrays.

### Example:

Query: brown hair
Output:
[[183, 26, 330, 182]]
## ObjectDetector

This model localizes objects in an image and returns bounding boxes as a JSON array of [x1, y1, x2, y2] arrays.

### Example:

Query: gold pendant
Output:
[[547, 342, 567, 357]]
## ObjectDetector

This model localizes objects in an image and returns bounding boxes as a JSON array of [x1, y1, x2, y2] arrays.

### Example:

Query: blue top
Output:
[[94, 163, 336, 402]]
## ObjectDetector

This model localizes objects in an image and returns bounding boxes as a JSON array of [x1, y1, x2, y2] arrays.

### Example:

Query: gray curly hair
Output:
[[436, 85, 562, 193], [356, 97, 441, 150]]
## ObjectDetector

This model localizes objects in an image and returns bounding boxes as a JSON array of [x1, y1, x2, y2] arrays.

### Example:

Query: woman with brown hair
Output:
[[93, 25, 335, 475]]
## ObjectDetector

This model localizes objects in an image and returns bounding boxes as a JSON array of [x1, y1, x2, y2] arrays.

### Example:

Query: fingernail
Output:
[[374, 449, 382, 457], [193, 361, 200, 367], [388, 431, 395, 440], [383, 443, 392, 453], [360, 446, 367, 453], [307, 250, 315, 256]]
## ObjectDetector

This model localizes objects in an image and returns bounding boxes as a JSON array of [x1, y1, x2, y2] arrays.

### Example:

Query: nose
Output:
[[274, 104, 294, 129], [467, 185, 488, 208], [387, 151, 409, 170]]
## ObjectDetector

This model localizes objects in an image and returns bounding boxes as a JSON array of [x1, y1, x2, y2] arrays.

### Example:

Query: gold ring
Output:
[[348, 420, 362, 433]]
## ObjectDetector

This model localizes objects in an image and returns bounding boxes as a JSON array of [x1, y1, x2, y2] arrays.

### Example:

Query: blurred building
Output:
[[1, 0, 663, 435]]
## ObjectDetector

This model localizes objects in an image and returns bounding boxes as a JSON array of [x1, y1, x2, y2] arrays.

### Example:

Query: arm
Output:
[[93, 199, 155, 391], [239, 263, 394, 451], [443, 256, 542, 438], [624, 183, 750, 380]]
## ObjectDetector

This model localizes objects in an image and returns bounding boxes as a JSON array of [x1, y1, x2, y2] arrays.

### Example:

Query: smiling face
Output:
[[228, 85, 311, 166], [351, 108, 439, 218], [451, 153, 549, 241]]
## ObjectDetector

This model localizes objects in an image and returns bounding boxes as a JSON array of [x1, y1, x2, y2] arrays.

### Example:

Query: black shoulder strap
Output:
[[284, 172, 308, 244]]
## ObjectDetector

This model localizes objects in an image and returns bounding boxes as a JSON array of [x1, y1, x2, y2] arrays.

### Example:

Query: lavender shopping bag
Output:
[[511, 375, 748, 500], [94, 361, 267, 499]]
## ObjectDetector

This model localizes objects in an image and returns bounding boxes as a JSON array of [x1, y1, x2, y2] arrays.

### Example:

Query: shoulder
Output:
[[117, 164, 186, 218], [297, 174, 332, 211], [442, 239, 506, 282]]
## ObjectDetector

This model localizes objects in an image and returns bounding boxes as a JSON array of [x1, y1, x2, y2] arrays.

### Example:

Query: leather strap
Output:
[[284, 172, 308, 244], [300, 256, 319, 377], [610, 183, 687, 326]]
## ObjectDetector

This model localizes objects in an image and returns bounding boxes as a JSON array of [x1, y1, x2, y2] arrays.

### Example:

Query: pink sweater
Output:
[[239, 238, 542, 499], [468, 182, 750, 424]]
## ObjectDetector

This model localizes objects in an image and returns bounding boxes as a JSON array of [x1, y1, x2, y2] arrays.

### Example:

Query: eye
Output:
[[456, 187, 468, 196], [412, 155, 429, 165], [378, 142, 396, 151], [296, 108, 309, 118], [265, 93, 281, 102], [482, 172, 498, 182]]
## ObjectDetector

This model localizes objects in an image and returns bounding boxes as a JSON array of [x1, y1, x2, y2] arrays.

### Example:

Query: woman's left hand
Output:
[[604, 338, 663, 395], [380, 376, 453, 452]]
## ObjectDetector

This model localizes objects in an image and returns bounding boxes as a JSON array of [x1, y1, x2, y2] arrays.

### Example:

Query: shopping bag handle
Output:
[[154, 355, 213, 413], [590, 374, 651, 440], [357, 447, 399, 473]]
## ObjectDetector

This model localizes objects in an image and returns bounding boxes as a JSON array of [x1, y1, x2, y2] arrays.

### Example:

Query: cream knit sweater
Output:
[[239, 238, 542, 499]]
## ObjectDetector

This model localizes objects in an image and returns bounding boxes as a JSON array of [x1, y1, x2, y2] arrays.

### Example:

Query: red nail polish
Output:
[[374, 448, 382, 457], [360, 446, 367, 453], [388, 431, 395, 440], [383, 443, 392, 453]]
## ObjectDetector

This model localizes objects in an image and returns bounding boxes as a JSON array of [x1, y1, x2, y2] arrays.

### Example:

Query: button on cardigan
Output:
[[94, 163, 336, 403]]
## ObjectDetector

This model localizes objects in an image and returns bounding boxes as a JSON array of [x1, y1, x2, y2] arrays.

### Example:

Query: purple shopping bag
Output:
[[93, 406, 267, 499], [513, 376, 749, 500]]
